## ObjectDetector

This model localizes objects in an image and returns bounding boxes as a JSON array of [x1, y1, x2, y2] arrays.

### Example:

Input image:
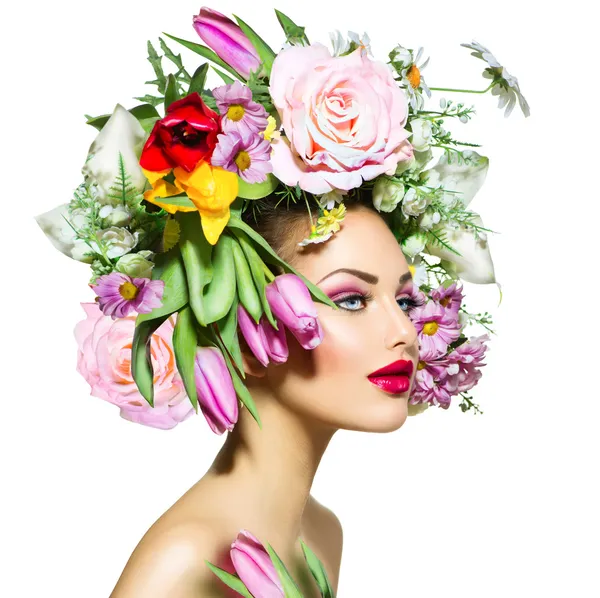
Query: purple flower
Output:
[[213, 81, 269, 137], [265, 274, 323, 350], [194, 346, 239, 435], [212, 131, 273, 183], [411, 300, 461, 359], [192, 7, 261, 79], [445, 333, 489, 393], [238, 304, 289, 367], [428, 281, 465, 316], [92, 272, 164, 320]]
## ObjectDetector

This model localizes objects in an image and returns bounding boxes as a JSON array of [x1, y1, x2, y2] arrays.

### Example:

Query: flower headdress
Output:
[[35, 6, 529, 433]]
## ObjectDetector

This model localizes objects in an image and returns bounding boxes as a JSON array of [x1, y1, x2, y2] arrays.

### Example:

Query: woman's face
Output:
[[263, 207, 420, 433]]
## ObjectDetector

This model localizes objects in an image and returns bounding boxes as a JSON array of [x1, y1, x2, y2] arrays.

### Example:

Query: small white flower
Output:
[[461, 40, 530, 118], [347, 31, 373, 57], [93, 227, 140, 259], [115, 251, 155, 278], [298, 231, 333, 247], [391, 45, 432, 112], [329, 30, 350, 56], [372, 177, 406, 212], [99, 205, 132, 227], [317, 190, 346, 210], [418, 209, 441, 230], [401, 233, 427, 259], [401, 187, 429, 218], [404, 254, 428, 289], [409, 118, 434, 152]]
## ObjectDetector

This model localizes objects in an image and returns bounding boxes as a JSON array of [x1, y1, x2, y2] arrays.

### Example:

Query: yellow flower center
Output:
[[440, 297, 450, 307], [407, 64, 421, 89], [227, 104, 246, 122], [408, 264, 415, 277], [235, 150, 252, 171], [119, 281, 139, 300], [417, 360, 426, 370], [422, 321, 438, 336]]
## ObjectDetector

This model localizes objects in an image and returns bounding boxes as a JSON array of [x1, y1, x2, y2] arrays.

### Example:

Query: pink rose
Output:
[[269, 43, 413, 194], [73, 302, 195, 430]]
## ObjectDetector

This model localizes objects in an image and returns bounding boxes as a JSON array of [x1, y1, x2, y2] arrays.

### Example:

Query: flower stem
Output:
[[428, 81, 496, 94]]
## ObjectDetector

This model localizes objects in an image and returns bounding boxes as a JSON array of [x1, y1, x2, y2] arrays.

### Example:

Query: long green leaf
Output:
[[131, 314, 170, 406], [212, 66, 235, 85], [233, 15, 276, 76], [177, 212, 213, 326], [265, 544, 303, 598], [136, 247, 189, 324], [152, 195, 197, 209], [300, 540, 335, 597], [232, 229, 277, 329], [212, 330, 261, 429], [164, 73, 180, 110], [189, 63, 210, 95], [203, 233, 237, 323], [204, 562, 253, 598], [216, 294, 246, 377], [162, 32, 245, 81], [227, 216, 338, 310], [172, 305, 199, 412], [232, 236, 262, 324], [274, 9, 309, 44], [237, 173, 279, 200]]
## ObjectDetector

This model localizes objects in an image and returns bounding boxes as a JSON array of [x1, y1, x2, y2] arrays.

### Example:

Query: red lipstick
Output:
[[367, 359, 414, 395]]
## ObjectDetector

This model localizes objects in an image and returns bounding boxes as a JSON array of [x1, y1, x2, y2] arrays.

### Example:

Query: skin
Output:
[[110, 206, 420, 597]]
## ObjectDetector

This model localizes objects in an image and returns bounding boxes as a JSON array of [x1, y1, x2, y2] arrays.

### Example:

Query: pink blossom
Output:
[[212, 80, 269, 137], [445, 333, 489, 393], [269, 43, 413, 194], [429, 281, 464, 316], [73, 303, 194, 429], [412, 300, 462, 358], [212, 131, 273, 183]]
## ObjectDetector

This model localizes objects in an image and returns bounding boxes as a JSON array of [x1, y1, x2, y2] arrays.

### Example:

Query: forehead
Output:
[[292, 208, 409, 283]]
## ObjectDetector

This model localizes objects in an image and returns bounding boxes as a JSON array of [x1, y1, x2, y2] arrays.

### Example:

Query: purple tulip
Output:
[[238, 305, 289, 367], [230, 529, 284, 598], [194, 346, 238, 435], [265, 274, 324, 350], [192, 7, 261, 79]]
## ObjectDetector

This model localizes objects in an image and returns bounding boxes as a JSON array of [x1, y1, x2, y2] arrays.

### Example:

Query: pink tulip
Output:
[[265, 274, 324, 350], [238, 305, 289, 367], [230, 529, 284, 598], [192, 7, 261, 79], [194, 346, 238, 434]]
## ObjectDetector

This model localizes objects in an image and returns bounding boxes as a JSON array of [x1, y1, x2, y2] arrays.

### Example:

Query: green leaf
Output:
[[231, 229, 277, 329], [212, 331, 261, 429], [237, 173, 279, 200], [177, 212, 213, 326], [231, 237, 262, 324], [189, 63, 209, 96], [216, 293, 245, 377], [85, 104, 160, 131], [204, 562, 253, 598], [138, 117, 160, 134], [233, 15, 276, 76], [136, 247, 189, 323], [164, 73, 180, 110], [172, 304, 199, 412], [265, 544, 303, 598], [162, 32, 245, 81], [159, 37, 190, 83], [300, 540, 335, 597], [212, 66, 235, 85], [131, 314, 171, 406], [274, 9, 309, 44], [203, 233, 237, 324], [150, 195, 197, 210], [227, 216, 338, 310], [147, 40, 167, 94]]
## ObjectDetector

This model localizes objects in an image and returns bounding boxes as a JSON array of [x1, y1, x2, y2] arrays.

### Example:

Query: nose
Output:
[[383, 299, 419, 352]]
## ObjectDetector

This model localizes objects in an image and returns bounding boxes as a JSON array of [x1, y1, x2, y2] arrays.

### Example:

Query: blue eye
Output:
[[334, 292, 425, 314]]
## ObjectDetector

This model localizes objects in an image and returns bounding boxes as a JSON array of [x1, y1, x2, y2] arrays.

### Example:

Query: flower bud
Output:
[[115, 251, 155, 279], [372, 177, 406, 213]]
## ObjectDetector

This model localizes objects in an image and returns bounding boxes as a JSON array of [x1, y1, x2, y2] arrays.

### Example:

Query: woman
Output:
[[109, 196, 420, 597]]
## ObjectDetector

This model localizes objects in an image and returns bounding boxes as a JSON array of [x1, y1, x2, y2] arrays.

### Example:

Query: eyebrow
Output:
[[317, 268, 413, 286]]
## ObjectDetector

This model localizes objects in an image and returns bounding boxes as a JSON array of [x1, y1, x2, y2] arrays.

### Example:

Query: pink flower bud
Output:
[[192, 7, 261, 79], [194, 346, 238, 434], [265, 274, 324, 350], [230, 529, 284, 598]]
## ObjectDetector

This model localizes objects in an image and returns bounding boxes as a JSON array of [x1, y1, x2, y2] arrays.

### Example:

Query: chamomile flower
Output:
[[390, 45, 432, 112], [298, 226, 334, 247], [460, 40, 530, 118], [316, 203, 347, 236], [329, 30, 372, 57]]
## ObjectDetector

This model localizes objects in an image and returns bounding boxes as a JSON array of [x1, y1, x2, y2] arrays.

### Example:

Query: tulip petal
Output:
[[259, 318, 289, 363], [238, 305, 270, 367]]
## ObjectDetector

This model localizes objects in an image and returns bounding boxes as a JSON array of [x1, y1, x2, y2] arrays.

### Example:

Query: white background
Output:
[[2, 0, 599, 596]]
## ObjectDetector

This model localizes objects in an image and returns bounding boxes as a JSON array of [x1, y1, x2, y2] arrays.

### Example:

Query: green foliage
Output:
[[233, 15, 276, 76], [247, 69, 277, 118], [274, 9, 309, 46], [204, 562, 253, 598]]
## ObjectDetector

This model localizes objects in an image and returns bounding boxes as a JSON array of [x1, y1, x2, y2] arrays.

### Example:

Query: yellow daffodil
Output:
[[316, 203, 347, 236], [141, 162, 239, 245]]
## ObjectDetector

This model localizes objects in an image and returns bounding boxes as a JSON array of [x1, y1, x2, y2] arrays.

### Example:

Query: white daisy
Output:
[[329, 30, 373, 57], [347, 31, 373, 57], [460, 40, 530, 118], [298, 228, 333, 247], [406, 254, 428, 289], [390, 45, 432, 112]]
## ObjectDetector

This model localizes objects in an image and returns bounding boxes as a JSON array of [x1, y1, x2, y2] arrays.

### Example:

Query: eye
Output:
[[396, 295, 425, 314], [333, 292, 373, 312]]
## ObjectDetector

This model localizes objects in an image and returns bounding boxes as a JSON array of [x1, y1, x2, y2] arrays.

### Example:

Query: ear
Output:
[[238, 335, 267, 379]]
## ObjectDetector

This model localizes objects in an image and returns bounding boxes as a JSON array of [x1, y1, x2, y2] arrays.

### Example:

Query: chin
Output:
[[343, 397, 409, 433]]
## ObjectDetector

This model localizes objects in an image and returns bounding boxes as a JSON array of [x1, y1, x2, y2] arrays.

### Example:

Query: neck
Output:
[[207, 386, 336, 548]]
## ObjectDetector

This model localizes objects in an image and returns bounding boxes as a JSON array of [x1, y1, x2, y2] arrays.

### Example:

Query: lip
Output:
[[367, 359, 414, 378]]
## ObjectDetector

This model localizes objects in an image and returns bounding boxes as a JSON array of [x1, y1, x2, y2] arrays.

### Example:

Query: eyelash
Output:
[[334, 291, 425, 314]]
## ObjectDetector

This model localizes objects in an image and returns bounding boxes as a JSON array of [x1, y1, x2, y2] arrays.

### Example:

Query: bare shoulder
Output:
[[109, 519, 234, 598], [303, 496, 344, 590]]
